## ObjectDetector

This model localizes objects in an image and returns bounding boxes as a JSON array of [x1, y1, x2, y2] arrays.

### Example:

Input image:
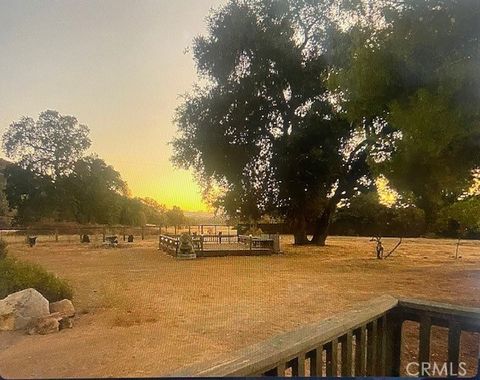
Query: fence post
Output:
[[273, 233, 280, 253], [141, 226, 145, 240], [79, 228, 82, 243], [102, 227, 106, 242], [249, 235, 253, 251], [201, 225, 204, 234], [55, 228, 58, 242], [200, 235, 204, 252]]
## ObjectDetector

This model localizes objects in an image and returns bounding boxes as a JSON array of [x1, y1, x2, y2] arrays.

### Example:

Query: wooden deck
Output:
[[196, 248, 274, 257], [158, 234, 281, 258]]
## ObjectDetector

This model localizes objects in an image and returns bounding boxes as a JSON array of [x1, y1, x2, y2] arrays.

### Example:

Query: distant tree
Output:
[[118, 197, 147, 226], [2, 110, 91, 178], [140, 197, 167, 225], [61, 156, 128, 224], [331, 192, 425, 237], [436, 196, 480, 238], [166, 206, 186, 228], [4, 164, 56, 225], [2, 110, 167, 226], [0, 159, 11, 218]]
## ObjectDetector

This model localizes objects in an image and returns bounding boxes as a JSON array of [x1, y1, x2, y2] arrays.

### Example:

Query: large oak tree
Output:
[[172, 0, 395, 245]]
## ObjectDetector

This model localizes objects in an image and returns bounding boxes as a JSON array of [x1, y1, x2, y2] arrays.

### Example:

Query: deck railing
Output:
[[159, 234, 281, 254], [173, 295, 480, 377], [158, 235, 178, 255]]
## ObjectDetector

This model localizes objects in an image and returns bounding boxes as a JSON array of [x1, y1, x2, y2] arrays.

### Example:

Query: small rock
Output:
[[59, 317, 73, 330], [27, 316, 59, 335], [0, 288, 49, 331], [49, 299, 75, 317]]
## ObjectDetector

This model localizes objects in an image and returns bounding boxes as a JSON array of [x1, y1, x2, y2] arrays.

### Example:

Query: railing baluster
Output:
[[419, 315, 432, 366], [341, 331, 353, 376], [366, 320, 378, 375], [325, 339, 338, 376], [355, 325, 367, 376], [309, 347, 323, 376], [448, 321, 461, 376], [376, 315, 387, 375], [385, 312, 403, 376], [291, 353, 305, 376], [276, 362, 286, 376], [264, 362, 286, 376]]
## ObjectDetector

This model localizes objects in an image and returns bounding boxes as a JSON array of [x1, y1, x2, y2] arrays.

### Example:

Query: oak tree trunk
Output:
[[310, 203, 336, 246], [292, 213, 309, 245]]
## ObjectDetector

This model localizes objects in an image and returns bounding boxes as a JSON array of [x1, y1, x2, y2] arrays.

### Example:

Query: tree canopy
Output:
[[2, 110, 91, 179], [331, 0, 480, 225]]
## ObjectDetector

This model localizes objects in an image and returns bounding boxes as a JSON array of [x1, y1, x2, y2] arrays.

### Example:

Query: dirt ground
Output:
[[0, 236, 479, 378]]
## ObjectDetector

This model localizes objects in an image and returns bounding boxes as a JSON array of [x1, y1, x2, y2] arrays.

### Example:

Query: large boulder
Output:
[[49, 299, 75, 317], [0, 288, 49, 331]]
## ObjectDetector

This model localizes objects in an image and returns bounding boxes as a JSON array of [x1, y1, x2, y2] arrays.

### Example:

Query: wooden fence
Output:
[[173, 295, 480, 377]]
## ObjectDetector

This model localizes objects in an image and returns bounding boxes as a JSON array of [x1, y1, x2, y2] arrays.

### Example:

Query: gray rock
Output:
[[0, 288, 49, 331], [49, 299, 75, 317]]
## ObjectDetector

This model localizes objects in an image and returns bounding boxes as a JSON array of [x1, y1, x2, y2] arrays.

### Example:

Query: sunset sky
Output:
[[0, 0, 227, 211]]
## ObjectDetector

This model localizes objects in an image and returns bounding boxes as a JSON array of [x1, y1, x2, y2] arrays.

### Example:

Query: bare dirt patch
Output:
[[0, 236, 479, 378]]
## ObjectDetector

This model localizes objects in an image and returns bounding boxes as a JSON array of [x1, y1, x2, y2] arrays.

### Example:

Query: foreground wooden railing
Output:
[[173, 295, 480, 377], [397, 298, 480, 377]]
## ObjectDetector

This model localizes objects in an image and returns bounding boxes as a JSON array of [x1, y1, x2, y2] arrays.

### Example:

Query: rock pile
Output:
[[0, 289, 75, 335]]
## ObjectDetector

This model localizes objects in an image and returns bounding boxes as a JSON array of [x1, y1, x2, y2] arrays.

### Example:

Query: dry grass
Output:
[[0, 236, 479, 378]]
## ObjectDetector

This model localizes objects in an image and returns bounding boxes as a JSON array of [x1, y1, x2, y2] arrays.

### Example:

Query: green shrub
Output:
[[0, 239, 7, 260], [0, 257, 73, 302]]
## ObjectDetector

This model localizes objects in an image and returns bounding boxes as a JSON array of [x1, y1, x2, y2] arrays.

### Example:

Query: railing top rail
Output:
[[173, 295, 398, 377], [159, 234, 178, 242], [238, 234, 274, 241], [397, 297, 480, 331], [398, 297, 480, 317], [194, 234, 238, 238], [162, 234, 238, 238]]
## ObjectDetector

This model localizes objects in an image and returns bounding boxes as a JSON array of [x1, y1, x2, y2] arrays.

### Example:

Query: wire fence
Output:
[[0, 225, 238, 245]]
